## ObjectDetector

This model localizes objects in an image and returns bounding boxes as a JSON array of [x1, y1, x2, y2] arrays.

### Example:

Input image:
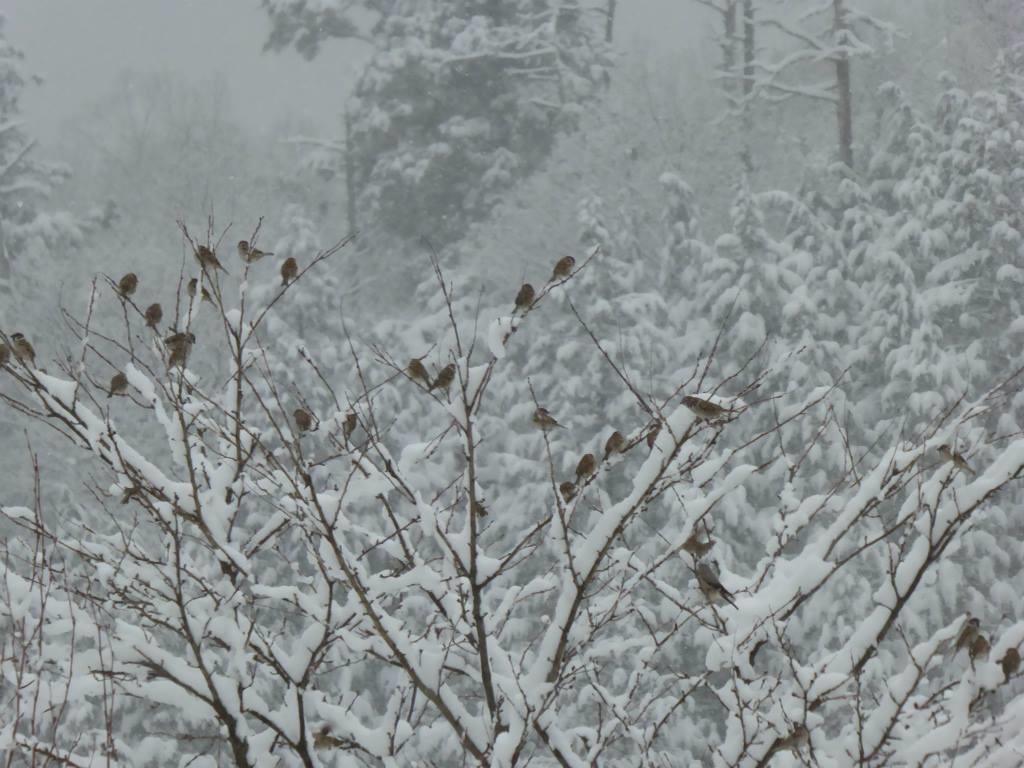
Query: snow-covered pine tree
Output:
[[263, 0, 610, 250]]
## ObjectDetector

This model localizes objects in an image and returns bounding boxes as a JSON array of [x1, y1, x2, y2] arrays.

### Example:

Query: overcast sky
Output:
[[5, 0, 690, 152]]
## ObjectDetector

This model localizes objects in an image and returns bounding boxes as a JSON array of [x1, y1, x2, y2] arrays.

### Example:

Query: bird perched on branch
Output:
[[955, 617, 980, 653], [10, 333, 35, 366], [514, 283, 535, 312], [144, 303, 163, 330], [559, 481, 577, 503], [187, 278, 213, 303], [1001, 647, 1021, 679], [407, 358, 431, 387], [117, 272, 138, 297], [682, 395, 731, 422], [313, 727, 344, 751], [280, 257, 299, 286], [293, 408, 314, 433], [970, 633, 991, 663], [107, 372, 128, 398], [532, 407, 565, 432], [342, 412, 357, 444], [695, 560, 736, 607], [938, 444, 975, 475], [238, 240, 273, 264], [195, 245, 228, 273], [646, 421, 661, 449], [603, 430, 626, 458], [430, 363, 455, 394], [682, 531, 714, 558], [551, 255, 575, 281], [775, 725, 809, 754], [164, 331, 195, 367], [575, 453, 597, 484]]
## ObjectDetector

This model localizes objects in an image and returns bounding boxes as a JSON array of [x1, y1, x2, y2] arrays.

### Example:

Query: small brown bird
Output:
[[293, 408, 314, 433], [195, 245, 228, 273], [970, 633, 991, 663], [407, 358, 431, 387], [187, 278, 213, 303], [775, 725, 810, 754], [938, 444, 975, 475], [107, 372, 129, 398], [551, 255, 575, 281], [956, 617, 981, 653], [682, 531, 714, 558], [603, 430, 626, 458], [238, 240, 273, 263], [164, 331, 196, 367], [472, 499, 488, 518], [575, 453, 597, 484], [695, 560, 737, 607], [514, 283, 535, 311], [646, 422, 661, 449], [10, 333, 36, 366], [313, 726, 344, 750], [430, 363, 456, 394], [532, 407, 565, 432], [682, 395, 730, 422], [0, 343, 9, 366], [342, 411, 357, 443], [280, 257, 299, 286], [144, 303, 163, 330], [1001, 647, 1021, 679], [117, 272, 138, 297], [559, 481, 577, 503]]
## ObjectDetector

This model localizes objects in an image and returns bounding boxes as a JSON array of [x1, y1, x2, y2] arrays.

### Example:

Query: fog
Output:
[[2, 1, 1024, 765]]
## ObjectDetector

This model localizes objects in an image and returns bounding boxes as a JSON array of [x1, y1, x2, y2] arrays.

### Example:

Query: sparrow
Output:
[[575, 453, 597, 484], [313, 727, 344, 751], [238, 240, 273, 263], [514, 283, 535, 311], [938, 444, 975, 475], [682, 531, 714, 558], [775, 725, 810, 754], [164, 331, 196, 367], [117, 272, 139, 297], [10, 333, 36, 366], [559, 481, 577, 502], [280, 257, 299, 286], [342, 412, 357, 443], [955, 617, 980, 653], [603, 430, 626, 458], [1001, 647, 1021, 679], [430, 363, 455, 394], [144, 303, 163, 330], [471, 499, 488, 517], [695, 560, 737, 607], [108, 372, 129, 398], [293, 408, 314, 433], [532, 407, 565, 432], [970, 633, 990, 663], [551, 255, 575, 281], [407, 358, 431, 387], [195, 245, 228, 273], [646, 421, 661, 449], [187, 278, 213, 303], [682, 395, 730, 422], [0, 343, 9, 366]]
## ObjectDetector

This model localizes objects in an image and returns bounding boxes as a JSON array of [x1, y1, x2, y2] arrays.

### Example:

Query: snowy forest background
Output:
[[3, 0, 1024, 765]]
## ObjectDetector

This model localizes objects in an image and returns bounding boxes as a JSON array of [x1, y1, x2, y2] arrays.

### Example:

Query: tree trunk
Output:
[[344, 108, 358, 234], [833, 0, 854, 167], [723, 1, 738, 94], [605, 0, 616, 43], [741, 0, 755, 172]]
